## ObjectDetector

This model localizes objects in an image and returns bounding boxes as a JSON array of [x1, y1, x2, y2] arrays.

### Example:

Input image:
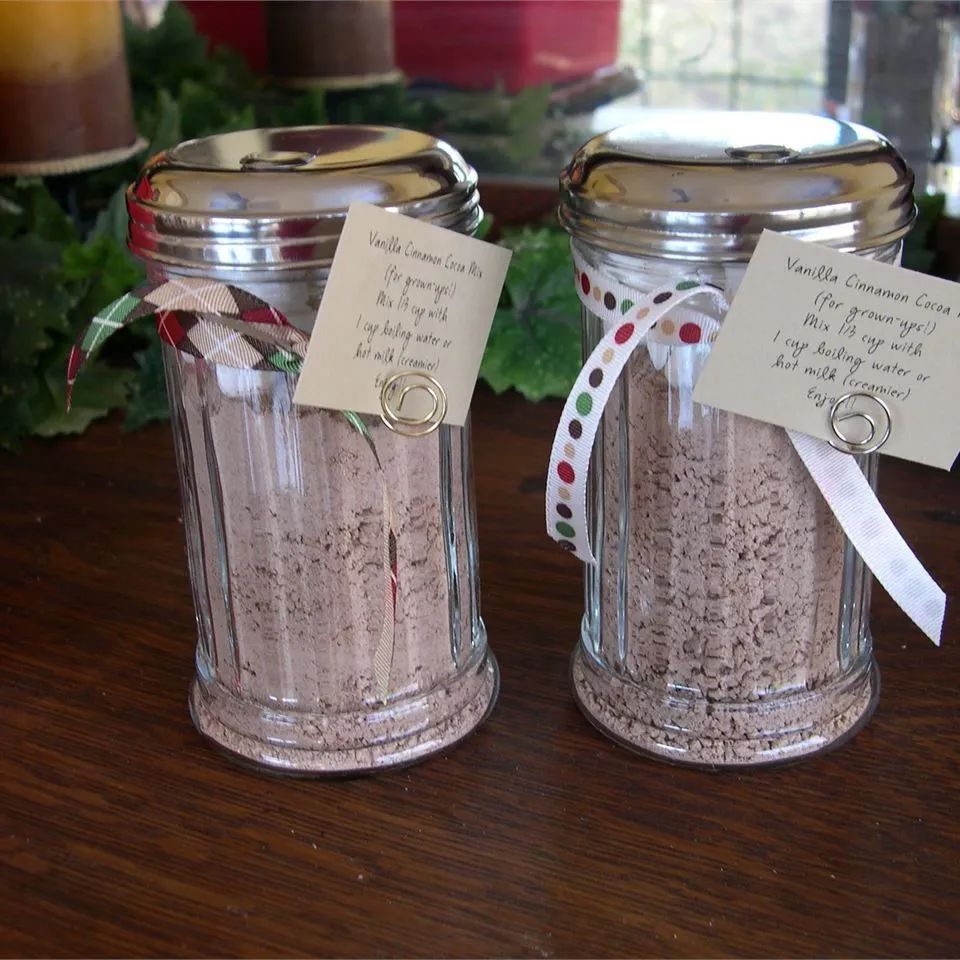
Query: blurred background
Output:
[[3, 0, 959, 447], [172, 0, 960, 191]]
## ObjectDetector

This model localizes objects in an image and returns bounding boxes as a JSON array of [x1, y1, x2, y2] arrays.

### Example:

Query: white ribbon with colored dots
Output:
[[545, 250, 945, 645]]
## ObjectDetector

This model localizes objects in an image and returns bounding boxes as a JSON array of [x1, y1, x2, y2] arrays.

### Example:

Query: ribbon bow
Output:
[[68, 276, 400, 698], [546, 249, 945, 645]]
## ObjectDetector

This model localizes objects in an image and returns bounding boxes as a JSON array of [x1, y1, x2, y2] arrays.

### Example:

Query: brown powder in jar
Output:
[[573, 353, 876, 767], [173, 355, 496, 774]]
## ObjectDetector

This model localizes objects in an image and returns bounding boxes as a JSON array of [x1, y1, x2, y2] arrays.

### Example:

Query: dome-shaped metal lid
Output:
[[560, 110, 916, 261], [127, 125, 481, 269]]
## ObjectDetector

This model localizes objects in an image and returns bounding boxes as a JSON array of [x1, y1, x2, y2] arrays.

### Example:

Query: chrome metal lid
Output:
[[560, 110, 916, 261], [127, 125, 481, 269]]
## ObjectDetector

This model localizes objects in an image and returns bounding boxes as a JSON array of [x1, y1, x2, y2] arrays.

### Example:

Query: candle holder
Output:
[[0, 0, 144, 176]]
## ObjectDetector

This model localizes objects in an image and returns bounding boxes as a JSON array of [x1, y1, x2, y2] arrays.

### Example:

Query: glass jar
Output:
[[127, 127, 497, 774], [558, 111, 916, 768]]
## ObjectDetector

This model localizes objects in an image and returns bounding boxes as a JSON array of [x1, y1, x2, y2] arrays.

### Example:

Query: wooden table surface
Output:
[[1, 386, 958, 959]]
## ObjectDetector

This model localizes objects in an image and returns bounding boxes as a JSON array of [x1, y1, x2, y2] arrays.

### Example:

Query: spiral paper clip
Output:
[[828, 391, 892, 455], [379, 371, 447, 437]]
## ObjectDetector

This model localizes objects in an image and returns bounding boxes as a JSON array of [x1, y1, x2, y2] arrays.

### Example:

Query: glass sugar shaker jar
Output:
[[125, 126, 498, 774], [557, 111, 915, 768]]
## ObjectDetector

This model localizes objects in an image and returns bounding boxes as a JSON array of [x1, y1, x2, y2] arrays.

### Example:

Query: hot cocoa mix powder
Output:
[[169, 353, 496, 773], [573, 353, 876, 767]]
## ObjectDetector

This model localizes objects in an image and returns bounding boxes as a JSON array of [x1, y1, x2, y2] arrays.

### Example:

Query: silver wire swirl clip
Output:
[[828, 391, 892, 455], [379, 370, 447, 437]]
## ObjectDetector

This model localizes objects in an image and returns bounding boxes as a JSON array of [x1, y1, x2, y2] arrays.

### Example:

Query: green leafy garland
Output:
[[0, 179, 144, 446], [481, 227, 582, 402], [0, 2, 579, 450], [0, 2, 943, 450]]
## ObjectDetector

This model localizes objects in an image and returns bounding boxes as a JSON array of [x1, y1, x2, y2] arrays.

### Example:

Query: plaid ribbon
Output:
[[68, 277, 401, 698], [343, 411, 400, 700], [67, 277, 309, 406]]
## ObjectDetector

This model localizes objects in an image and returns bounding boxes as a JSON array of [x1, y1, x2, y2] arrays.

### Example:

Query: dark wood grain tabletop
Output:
[[1, 386, 958, 959]]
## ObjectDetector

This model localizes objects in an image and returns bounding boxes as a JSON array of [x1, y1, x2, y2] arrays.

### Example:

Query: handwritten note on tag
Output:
[[293, 202, 511, 426], [693, 231, 960, 470]]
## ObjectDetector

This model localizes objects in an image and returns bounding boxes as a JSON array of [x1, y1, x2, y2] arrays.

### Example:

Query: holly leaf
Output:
[[0, 371, 51, 450], [62, 234, 144, 322], [31, 343, 134, 437], [0, 235, 78, 448], [178, 78, 256, 139], [475, 214, 494, 241], [125, 1, 212, 103], [145, 88, 183, 156], [481, 306, 581, 401], [0, 236, 74, 338], [90, 185, 134, 250], [0, 178, 77, 243], [902, 192, 945, 275], [327, 83, 429, 128], [0, 230, 141, 444], [479, 227, 582, 401], [0, 186, 25, 239], [255, 86, 328, 128]]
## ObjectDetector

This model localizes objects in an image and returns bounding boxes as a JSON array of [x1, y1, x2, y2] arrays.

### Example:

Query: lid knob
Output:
[[239, 150, 317, 170], [724, 144, 798, 162]]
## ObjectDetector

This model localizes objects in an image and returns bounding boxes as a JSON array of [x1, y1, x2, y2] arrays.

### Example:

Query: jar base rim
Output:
[[188, 651, 499, 777], [570, 643, 880, 770]]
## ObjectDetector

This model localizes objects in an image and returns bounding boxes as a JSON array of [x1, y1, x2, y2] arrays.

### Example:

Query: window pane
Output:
[[619, 0, 829, 112], [737, 82, 822, 113], [738, 0, 827, 88], [645, 0, 734, 77], [644, 78, 732, 110]]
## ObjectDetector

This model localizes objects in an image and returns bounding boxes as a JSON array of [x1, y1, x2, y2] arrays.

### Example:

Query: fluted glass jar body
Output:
[[154, 264, 497, 775], [571, 240, 900, 768]]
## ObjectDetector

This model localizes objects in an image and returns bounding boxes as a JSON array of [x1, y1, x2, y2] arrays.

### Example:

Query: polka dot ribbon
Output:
[[788, 430, 944, 644], [547, 255, 945, 646], [546, 259, 728, 564]]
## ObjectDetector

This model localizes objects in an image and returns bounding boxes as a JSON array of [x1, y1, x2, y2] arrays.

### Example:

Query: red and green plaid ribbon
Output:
[[67, 276, 309, 406], [68, 276, 400, 699]]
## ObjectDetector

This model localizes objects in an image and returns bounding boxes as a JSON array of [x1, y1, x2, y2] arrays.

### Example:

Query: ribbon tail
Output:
[[788, 430, 945, 645], [342, 410, 397, 700], [373, 486, 399, 701], [66, 288, 154, 409]]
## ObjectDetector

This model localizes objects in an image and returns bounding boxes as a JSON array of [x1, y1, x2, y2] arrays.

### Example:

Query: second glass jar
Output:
[[559, 112, 915, 767]]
